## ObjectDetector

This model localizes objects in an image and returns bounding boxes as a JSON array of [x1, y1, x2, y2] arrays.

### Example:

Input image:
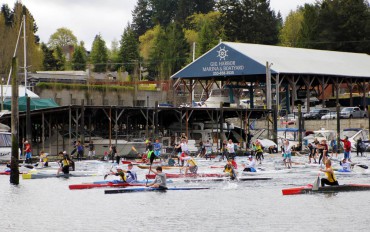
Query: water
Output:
[[1, 155, 370, 232]]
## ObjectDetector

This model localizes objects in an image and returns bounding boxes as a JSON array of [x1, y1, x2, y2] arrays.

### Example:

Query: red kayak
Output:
[[69, 182, 145, 190], [146, 173, 225, 179], [0, 171, 10, 175], [282, 184, 370, 195], [210, 166, 224, 169]]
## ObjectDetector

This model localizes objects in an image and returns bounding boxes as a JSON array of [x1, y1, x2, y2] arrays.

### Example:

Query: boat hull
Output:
[[105, 186, 210, 194], [282, 184, 370, 195], [145, 173, 225, 179]]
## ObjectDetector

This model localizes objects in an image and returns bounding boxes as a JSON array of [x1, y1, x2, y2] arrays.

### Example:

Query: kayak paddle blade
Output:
[[312, 176, 320, 191]]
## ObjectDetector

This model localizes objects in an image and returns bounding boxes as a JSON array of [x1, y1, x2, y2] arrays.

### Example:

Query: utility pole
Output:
[[10, 57, 19, 185]]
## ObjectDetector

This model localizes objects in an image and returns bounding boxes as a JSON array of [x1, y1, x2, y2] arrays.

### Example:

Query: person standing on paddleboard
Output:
[[179, 138, 189, 166], [320, 159, 339, 187], [146, 139, 155, 165], [153, 138, 162, 161], [146, 166, 167, 189], [341, 136, 352, 162], [23, 140, 32, 164], [282, 140, 292, 169], [227, 139, 236, 160]]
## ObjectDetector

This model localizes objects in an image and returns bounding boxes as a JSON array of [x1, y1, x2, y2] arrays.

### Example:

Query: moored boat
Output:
[[137, 165, 181, 170]]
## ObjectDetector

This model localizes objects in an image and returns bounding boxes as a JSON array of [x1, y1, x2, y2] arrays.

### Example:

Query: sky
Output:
[[1, 0, 317, 50]]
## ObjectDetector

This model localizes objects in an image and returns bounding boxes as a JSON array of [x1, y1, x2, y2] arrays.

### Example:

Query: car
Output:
[[321, 112, 337, 119], [303, 109, 330, 120], [340, 107, 367, 119]]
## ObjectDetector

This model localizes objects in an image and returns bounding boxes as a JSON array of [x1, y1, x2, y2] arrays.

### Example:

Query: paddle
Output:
[[354, 164, 368, 169], [312, 173, 320, 191], [104, 165, 114, 180]]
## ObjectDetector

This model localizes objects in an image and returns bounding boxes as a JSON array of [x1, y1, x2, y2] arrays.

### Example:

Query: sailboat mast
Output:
[[23, 15, 28, 97]]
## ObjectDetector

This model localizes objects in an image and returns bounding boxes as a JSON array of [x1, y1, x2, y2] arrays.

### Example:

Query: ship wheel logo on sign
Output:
[[217, 46, 228, 60]]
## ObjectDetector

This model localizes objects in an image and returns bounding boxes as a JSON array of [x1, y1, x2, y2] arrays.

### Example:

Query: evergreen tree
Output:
[[297, 3, 320, 48], [71, 42, 87, 71], [54, 46, 66, 71], [90, 34, 108, 72], [151, 0, 178, 26], [41, 43, 57, 71], [217, 0, 280, 44], [118, 23, 140, 74], [132, 0, 153, 37]]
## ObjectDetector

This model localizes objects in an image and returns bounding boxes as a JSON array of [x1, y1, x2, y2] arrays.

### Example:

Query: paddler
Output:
[[282, 140, 292, 169], [223, 159, 237, 180], [146, 139, 155, 164], [109, 164, 138, 183], [242, 155, 256, 172], [39, 150, 48, 167], [338, 158, 351, 172], [57, 152, 71, 175], [182, 154, 198, 175], [320, 159, 339, 187], [146, 166, 167, 189]]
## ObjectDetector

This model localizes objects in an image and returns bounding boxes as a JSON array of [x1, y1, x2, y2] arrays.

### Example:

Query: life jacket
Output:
[[188, 158, 197, 166], [62, 159, 70, 167]]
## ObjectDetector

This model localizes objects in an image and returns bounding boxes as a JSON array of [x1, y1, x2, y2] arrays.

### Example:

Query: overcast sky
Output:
[[1, 0, 317, 50]]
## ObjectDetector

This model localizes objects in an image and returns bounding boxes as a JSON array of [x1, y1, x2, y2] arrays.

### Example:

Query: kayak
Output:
[[145, 173, 225, 179], [184, 177, 272, 182], [105, 186, 210, 194], [69, 182, 146, 190], [0, 171, 10, 175], [282, 184, 370, 195], [70, 179, 175, 190], [137, 165, 181, 170], [121, 160, 140, 165], [22, 172, 98, 179]]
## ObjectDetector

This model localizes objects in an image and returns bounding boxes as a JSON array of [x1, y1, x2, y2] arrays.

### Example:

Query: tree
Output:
[[132, 0, 154, 37], [314, 0, 370, 53], [41, 43, 57, 71], [90, 34, 108, 72], [0, 2, 43, 74], [54, 46, 66, 71], [279, 9, 304, 47], [151, 0, 178, 26], [48, 27, 77, 49], [118, 23, 140, 74], [217, 0, 280, 44], [147, 23, 189, 80], [184, 12, 223, 59], [71, 41, 87, 71]]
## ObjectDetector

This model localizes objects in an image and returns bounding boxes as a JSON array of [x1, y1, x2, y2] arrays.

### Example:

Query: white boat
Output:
[[0, 124, 19, 162], [201, 88, 239, 108], [341, 128, 369, 151], [303, 128, 336, 148]]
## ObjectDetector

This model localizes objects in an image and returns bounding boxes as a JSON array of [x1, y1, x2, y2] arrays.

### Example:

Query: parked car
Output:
[[340, 107, 367, 119], [321, 112, 337, 119], [303, 109, 330, 119]]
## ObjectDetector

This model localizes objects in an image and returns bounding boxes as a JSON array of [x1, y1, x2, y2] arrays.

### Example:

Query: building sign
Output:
[[201, 46, 245, 76]]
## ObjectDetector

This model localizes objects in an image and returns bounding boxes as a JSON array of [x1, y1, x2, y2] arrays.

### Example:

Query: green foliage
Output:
[[132, 0, 154, 37], [217, 0, 280, 44], [118, 23, 140, 74], [279, 9, 304, 47], [295, 0, 370, 53], [48, 27, 77, 49], [90, 34, 108, 72], [54, 46, 66, 71], [71, 42, 87, 71], [41, 43, 57, 71], [36, 82, 133, 92], [0, 2, 43, 74]]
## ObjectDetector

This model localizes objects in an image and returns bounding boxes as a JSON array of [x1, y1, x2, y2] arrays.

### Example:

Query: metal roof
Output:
[[171, 42, 370, 79]]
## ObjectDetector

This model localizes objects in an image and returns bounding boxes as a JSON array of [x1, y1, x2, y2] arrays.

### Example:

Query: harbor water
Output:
[[1, 154, 370, 232]]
